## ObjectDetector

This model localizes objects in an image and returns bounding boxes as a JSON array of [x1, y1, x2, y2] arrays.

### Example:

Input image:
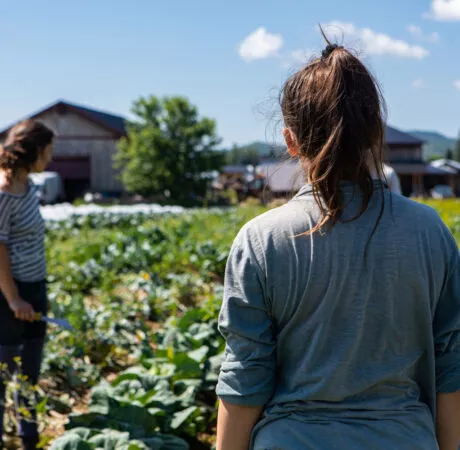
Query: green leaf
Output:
[[177, 309, 206, 331], [141, 434, 189, 450], [49, 433, 92, 450], [90, 385, 111, 414], [88, 429, 130, 448], [111, 373, 141, 387], [169, 352, 202, 379], [187, 346, 209, 363], [67, 428, 95, 440], [67, 412, 111, 430], [36, 397, 48, 415], [170, 406, 198, 430], [120, 441, 149, 450], [107, 397, 166, 431]]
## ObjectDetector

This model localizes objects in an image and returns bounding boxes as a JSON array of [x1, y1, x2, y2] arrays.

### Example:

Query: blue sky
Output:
[[1, 0, 460, 147]]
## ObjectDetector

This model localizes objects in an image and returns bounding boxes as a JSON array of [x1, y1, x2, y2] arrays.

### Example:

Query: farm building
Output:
[[384, 126, 450, 196], [430, 159, 460, 195], [257, 126, 453, 197], [0, 100, 127, 200], [216, 165, 265, 201], [256, 161, 304, 197]]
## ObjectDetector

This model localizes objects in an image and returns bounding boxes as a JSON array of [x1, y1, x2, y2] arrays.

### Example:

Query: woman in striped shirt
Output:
[[0, 120, 54, 449]]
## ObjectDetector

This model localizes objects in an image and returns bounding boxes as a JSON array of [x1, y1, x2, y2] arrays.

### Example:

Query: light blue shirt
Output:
[[217, 182, 460, 449]]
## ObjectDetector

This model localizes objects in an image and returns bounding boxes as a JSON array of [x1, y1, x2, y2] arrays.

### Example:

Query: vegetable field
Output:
[[9, 200, 459, 449], [39, 206, 263, 450]]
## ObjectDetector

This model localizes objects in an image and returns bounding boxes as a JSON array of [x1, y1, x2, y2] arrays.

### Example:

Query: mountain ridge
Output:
[[233, 131, 458, 162], [406, 130, 456, 159]]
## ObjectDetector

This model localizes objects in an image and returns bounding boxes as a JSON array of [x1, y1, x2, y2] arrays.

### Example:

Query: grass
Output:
[[418, 198, 460, 230]]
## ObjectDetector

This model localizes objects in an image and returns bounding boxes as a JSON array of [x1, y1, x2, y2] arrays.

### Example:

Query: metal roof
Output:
[[257, 161, 305, 193], [391, 162, 454, 175], [385, 126, 423, 146], [64, 101, 126, 135], [0, 100, 127, 138], [222, 165, 254, 174], [431, 159, 460, 172]]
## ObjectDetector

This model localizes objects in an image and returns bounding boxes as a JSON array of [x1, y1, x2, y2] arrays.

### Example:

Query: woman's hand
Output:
[[8, 298, 36, 321]]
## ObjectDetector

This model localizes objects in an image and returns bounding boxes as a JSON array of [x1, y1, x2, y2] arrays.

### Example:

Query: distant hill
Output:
[[246, 141, 285, 158], [234, 133, 458, 163], [407, 130, 456, 160], [225, 141, 286, 166]]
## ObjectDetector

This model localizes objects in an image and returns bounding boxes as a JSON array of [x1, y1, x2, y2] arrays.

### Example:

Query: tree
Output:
[[455, 132, 460, 162], [115, 96, 222, 202], [445, 148, 453, 160], [226, 144, 261, 166], [428, 154, 443, 163]]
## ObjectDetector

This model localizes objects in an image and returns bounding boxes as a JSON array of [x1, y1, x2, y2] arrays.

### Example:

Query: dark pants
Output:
[[0, 280, 47, 449]]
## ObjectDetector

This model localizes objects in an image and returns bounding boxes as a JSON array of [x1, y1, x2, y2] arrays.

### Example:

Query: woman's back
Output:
[[217, 184, 459, 449], [215, 35, 460, 450]]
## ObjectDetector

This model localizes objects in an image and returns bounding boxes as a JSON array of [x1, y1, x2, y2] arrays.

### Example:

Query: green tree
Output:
[[428, 154, 443, 162], [115, 96, 222, 202], [445, 148, 453, 160], [455, 132, 460, 162], [226, 144, 261, 166]]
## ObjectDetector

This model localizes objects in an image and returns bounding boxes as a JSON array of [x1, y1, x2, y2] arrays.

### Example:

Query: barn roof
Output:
[[0, 100, 127, 138], [431, 158, 460, 173], [385, 125, 423, 146], [222, 165, 254, 174], [256, 161, 305, 193], [64, 101, 126, 135]]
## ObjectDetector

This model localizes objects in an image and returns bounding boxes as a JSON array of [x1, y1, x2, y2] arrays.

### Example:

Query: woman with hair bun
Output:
[[0, 119, 54, 449], [216, 35, 460, 450]]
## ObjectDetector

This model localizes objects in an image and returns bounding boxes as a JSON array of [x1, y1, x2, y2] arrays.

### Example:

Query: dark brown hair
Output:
[[281, 28, 386, 236], [0, 120, 55, 183]]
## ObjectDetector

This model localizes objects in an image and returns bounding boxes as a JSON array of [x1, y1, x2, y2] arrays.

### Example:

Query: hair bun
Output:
[[321, 44, 339, 59]]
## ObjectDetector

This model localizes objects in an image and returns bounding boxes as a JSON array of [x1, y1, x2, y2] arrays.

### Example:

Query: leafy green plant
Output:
[[49, 428, 188, 450], [41, 202, 459, 449]]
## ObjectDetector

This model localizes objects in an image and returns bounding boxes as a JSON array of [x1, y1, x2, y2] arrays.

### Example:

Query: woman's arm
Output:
[[0, 243, 20, 302], [436, 391, 460, 450], [433, 245, 460, 450], [216, 226, 276, 449], [216, 401, 263, 450], [0, 243, 35, 321]]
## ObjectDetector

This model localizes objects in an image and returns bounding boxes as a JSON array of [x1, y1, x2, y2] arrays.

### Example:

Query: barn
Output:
[[385, 127, 454, 196], [257, 126, 453, 197], [0, 100, 127, 200]]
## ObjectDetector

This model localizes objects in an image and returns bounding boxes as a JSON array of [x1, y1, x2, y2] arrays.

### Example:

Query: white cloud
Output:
[[453, 80, 460, 91], [289, 49, 315, 64], [427, 0, 460, 21], [238, 27, 283, 62], [407, 24, 440, 42], [412, 78, 425, 88], [280, 49, 316, 69], [323, 21, 429, 59]]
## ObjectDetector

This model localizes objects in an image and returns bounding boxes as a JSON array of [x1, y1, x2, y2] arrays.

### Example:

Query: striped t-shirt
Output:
[[0, 180, 46, 282]]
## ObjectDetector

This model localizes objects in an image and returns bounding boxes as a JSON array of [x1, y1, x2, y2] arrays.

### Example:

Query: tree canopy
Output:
[[226, 145, 261, 166], [455, 132, 460, 162], [115, 96, 223, 202]]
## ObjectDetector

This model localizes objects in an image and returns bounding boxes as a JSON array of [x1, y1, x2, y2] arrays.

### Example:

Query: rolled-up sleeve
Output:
[[0, 194, 13, 243], [434, 252, 460, 393], [216, 226, 276, 407]]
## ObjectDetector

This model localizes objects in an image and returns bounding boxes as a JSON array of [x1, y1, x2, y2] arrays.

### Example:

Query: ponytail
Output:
[[281, 28, 386, 236]]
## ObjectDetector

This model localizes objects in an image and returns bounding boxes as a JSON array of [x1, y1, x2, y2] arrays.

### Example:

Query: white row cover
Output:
[[40, 203, 185, 222]]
